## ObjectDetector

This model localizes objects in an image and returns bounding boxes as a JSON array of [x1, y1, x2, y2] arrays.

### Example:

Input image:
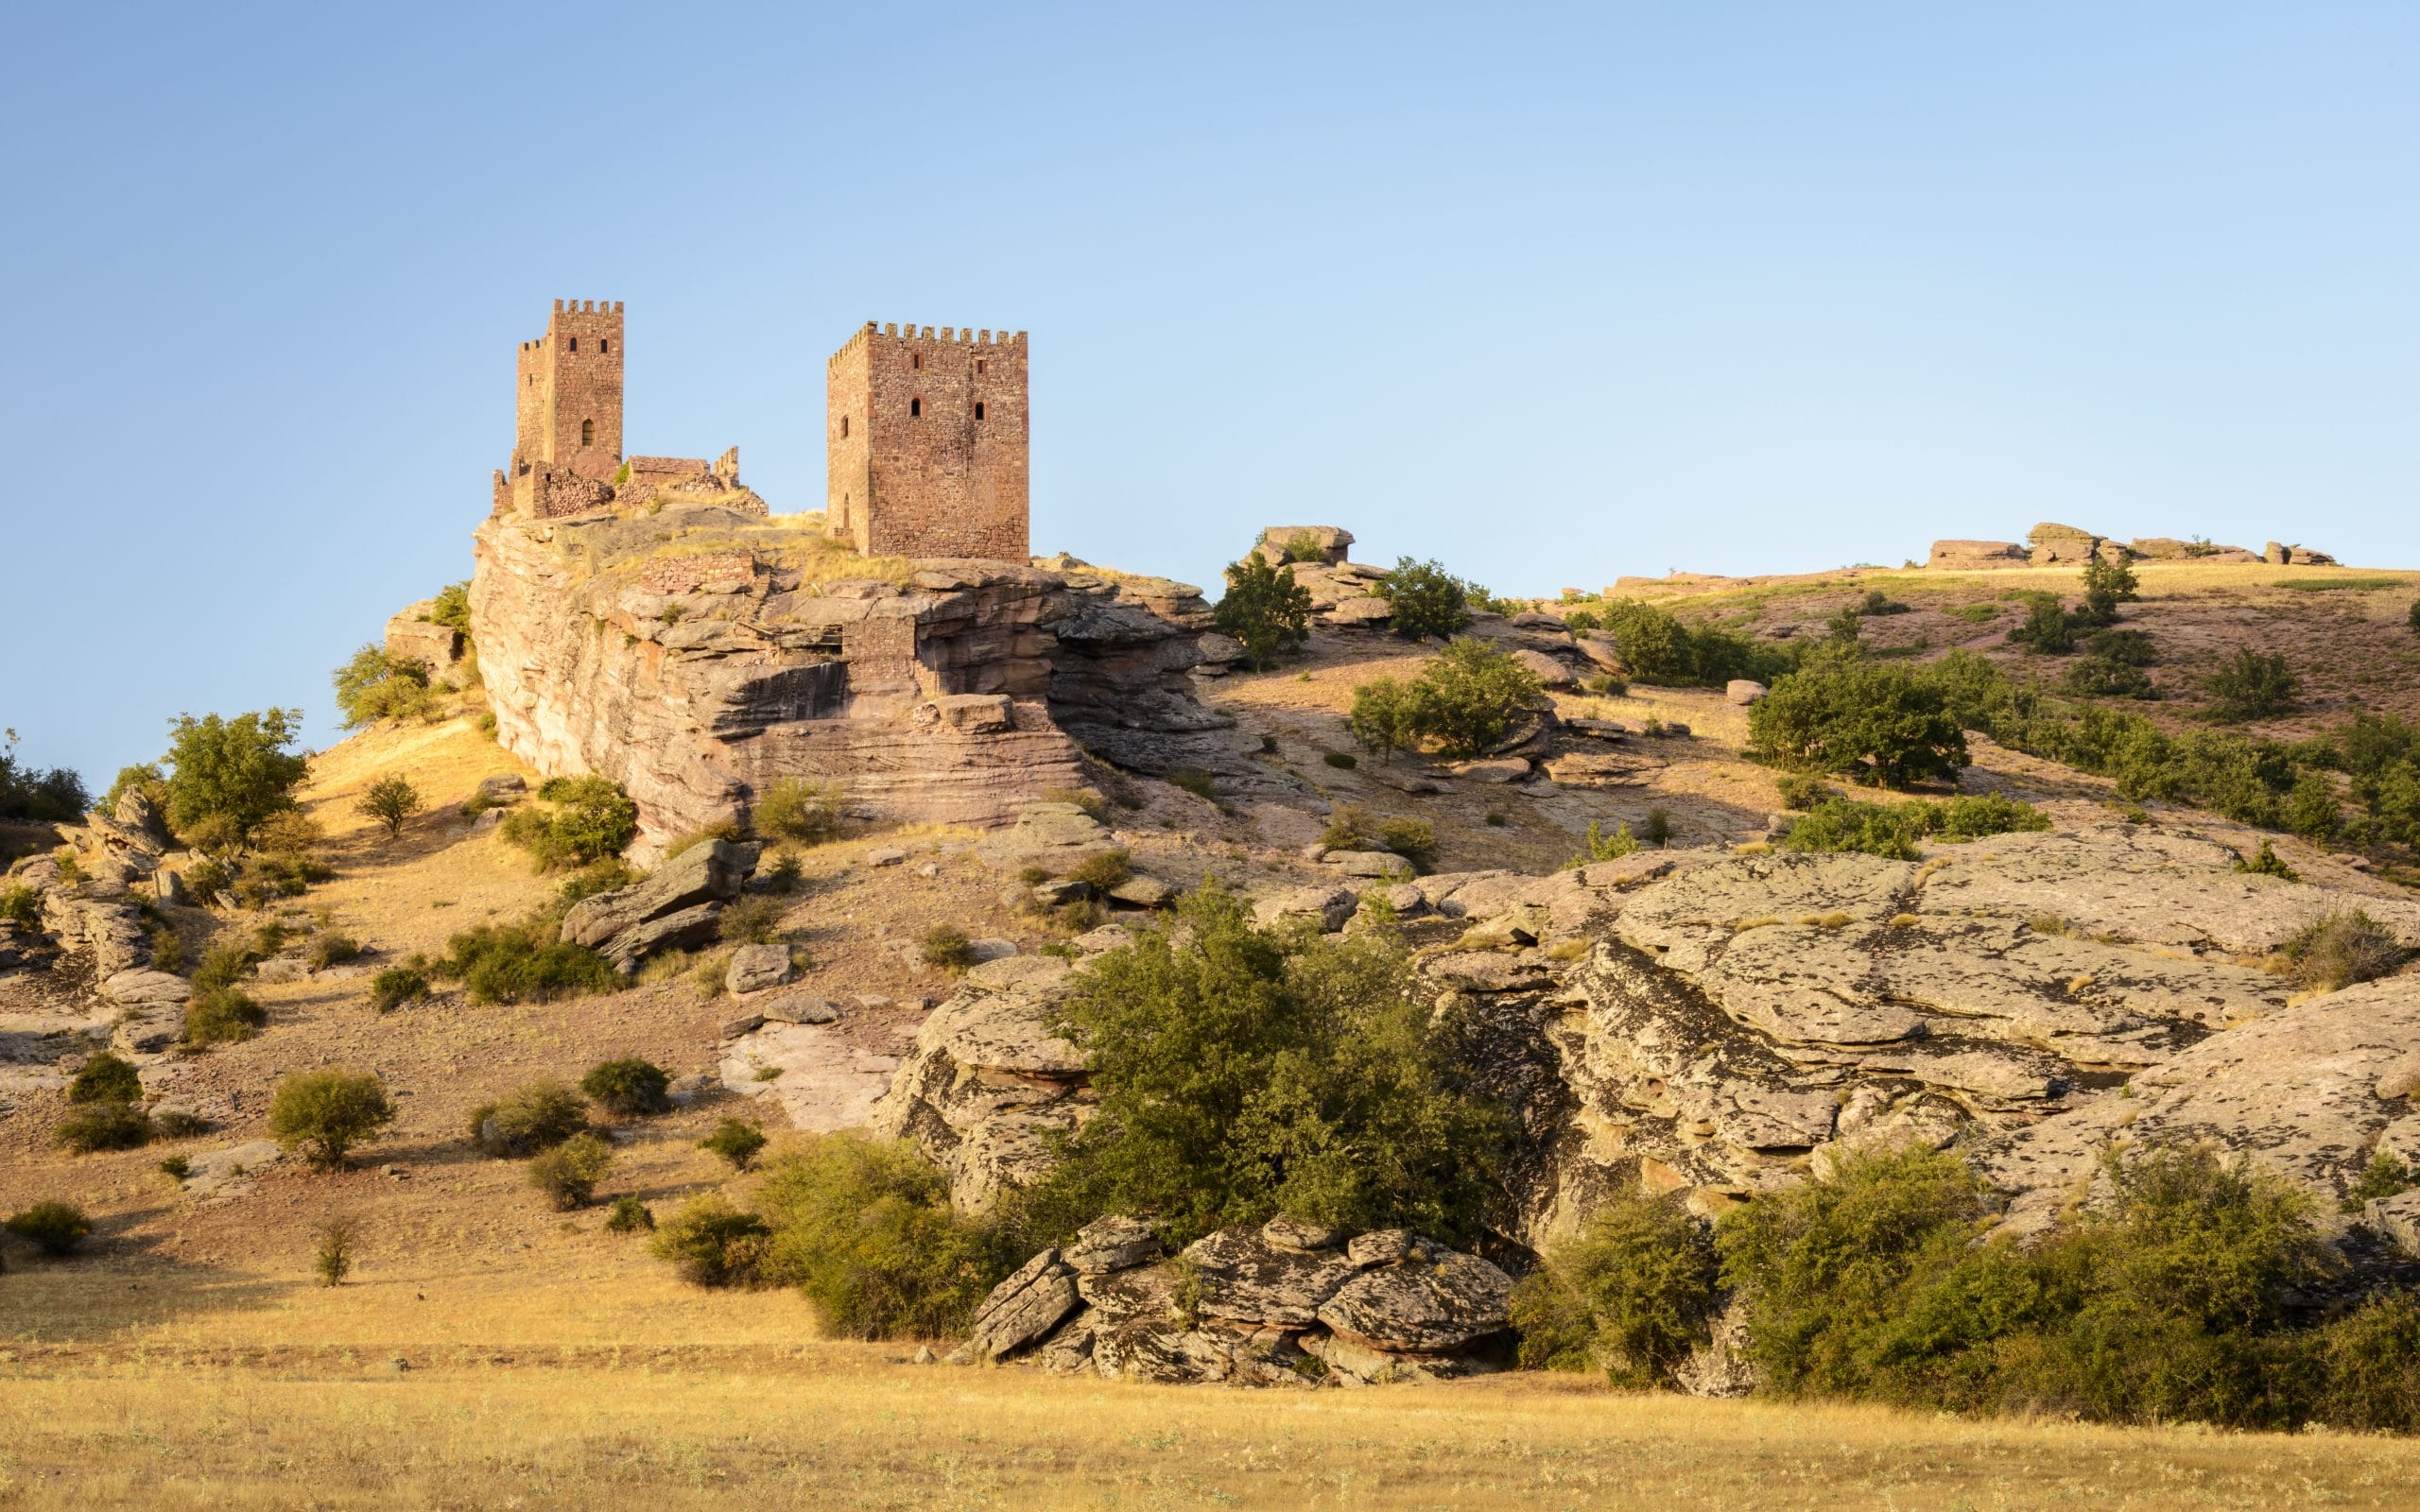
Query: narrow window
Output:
[[910, 397, 923, 418], [839, 415, 849, 438], [599, 338, 610, 354], [911, 352, 922, 370], [568, 336, 578, 352], [977, 358, 986, 375], [581, 419, 595, 446], [975, 402, 986, 421]]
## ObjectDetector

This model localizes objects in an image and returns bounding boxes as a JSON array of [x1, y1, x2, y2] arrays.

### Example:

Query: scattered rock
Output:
[[559, 839, 756, 971], [966, 1249, 1081, 1361], [724, 943, 795, 996], [1725, 679, 1767, 705], [867, 847, 908, 868]]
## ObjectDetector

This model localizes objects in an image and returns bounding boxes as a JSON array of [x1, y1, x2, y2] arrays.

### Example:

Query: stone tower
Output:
[[826, 322, 1028, 560], [513, 300, 625, 481]]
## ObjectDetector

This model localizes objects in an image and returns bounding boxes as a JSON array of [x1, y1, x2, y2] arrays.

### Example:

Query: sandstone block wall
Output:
[[514, 300, 625, 482], [826, 322, 1029, 561]]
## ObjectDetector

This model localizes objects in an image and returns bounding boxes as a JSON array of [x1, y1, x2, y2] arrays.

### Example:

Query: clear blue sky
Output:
[[4, 2, 2414, 786]]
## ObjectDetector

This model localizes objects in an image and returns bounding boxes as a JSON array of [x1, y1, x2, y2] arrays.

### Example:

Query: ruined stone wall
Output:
[[514, 299, 624, 481], [826, 322, 1028, 561]]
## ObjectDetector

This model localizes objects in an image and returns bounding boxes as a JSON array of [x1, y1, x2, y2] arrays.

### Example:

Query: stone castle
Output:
[[492, 301, 1028, 561]]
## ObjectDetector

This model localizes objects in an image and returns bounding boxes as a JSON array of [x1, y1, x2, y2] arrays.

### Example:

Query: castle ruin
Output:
[[826, 322, 1029, 561]]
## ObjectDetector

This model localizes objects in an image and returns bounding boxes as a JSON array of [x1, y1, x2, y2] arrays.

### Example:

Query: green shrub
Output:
[[1317, 804, 1372, 851], [54, 1100, 153, 1154], [1777, 798, 1929, 860], [1067, 849, 1133, 891], [160, 709, 311, 850], [919, 924, 977, 971], [2079, 556, 2139, 622], [2343, 1151, 2413, 1212], [268, 1070, 395, 1170], [0, 884, 38, 928], [651, 1195, 771, 1286], [306, 930, 360, 970], [754, 776, 843, 844], [1642, 807, 1672, 849], [754, 1133, 1010, 1339], [527, 1133, 614, 1210], [701, 1117, 769, 1172], [5, 1200, 94, 1256], [158, 1155, 191, 1178], [333, 645, 438, 729], [182, 987, 265, 1045], [605, 1195, 656, 1233], [556, 857, 638, 908], [1167, 768, 1219, 803], [1374, 817, 1436, 865], [355, 775, 424, 837], [471, 1081, 588, 1157], [499, 776, 638, 870], [2204, 648, 2299, 722], [1346, 676, 1421, 762], [717, 893, 790, 945], [437, 916, 615, 1005], [2060, 656, 2158, 699], [67, 1053, 142, 1106], [1745, 650, 1967, 790], [666, 818, 744, 858], [1511, 1187, 1719, 1386], [1858, 589, 1912, 617], [1401, 637, 1547, 760], [2235, 840, 2300, 880], [182, 857, 229, 903], [581, 1057, 672, 1116], [1322, 749, 1357, 769], [1566, 820, 1637, 868], [1011, 885, 1501, 1249], [1374, 557, 1475, 641], [2285, 772, 2341, 843], [2006, 593, 2076, 654], [1591, 600, 1785, 687], [1773, 773, 1833, 810], [1929, 793, 2053, 841], [0, 731, 90, 823], [368, 966, 429, 1011], [2279, 909, 2405, 993], [312, 1214, 357, 1286], [2083, 627, 2156, 664], [2309, 1296, 2420, 1433], [763, 850, 804, 892], [1213, 555, 1315, 668]]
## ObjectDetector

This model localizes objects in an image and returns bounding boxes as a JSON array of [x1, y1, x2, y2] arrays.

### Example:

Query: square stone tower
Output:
[[826, 322, 1028, 560], [514, 300, 625, 481]]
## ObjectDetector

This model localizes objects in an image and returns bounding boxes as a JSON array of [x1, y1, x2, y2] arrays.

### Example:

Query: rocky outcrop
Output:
[[1927, 540, 2028, 571], [972, 1215, 1513, 1385], [472, 507, 1233, 857], [385, 601, 464, 676], [558, 838, 757, 970]]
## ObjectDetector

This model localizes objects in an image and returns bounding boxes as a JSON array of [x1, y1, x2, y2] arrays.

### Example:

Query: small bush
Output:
[[2062, 656, 2159, 699], [651, 1195, 771, 1286], [2006, 593, 2076, 654], [1167, 768, 1219, 803], [701, 1117, 769, 1172], [332, 645, 437, 729], [1745, 649, 1967, 790], [67, 1052, 142, 1105], [183, 986, 266, 1045], [1773, 773, 1834, 810], [54, 1100, 153, 1154], [499, 776, 638, 870], [1511, 1187, 1719, 1386], [471, 1080, 588, 1157], [368, 966, 429, 1011], [606, 1195, 656, 1233], [754, 1133, 1010, 1340], [581, 1057, 672, 1117], [717, 893, 790, 945], [2204, 648, 2300, 722], [313, 1214, 358, 1286], [1067, 849, 1133, 891], [1779, 798, 1930, 860], [5, 1200, 93, 1256], [1374, 817, 1436, 865], [0, 883, 38, 928], [1377, 637, 1547, 761], [1322, 750, 1357, 769], [268, 1070, 395, 1170], [2343, 1151, 2413, 1212], [919, 924, 977, 971], [306, 930, 360, 970], [1374, 557, 1476, 641], [1641, 807, 1672, 849], [182, 857, 229, 902], [754, 776, 844, 844], [763, 850, 804, 892], [556, 857, 638, 907], [1318, 804, 1372, 851], [151, 1109, 208, 1138], [158, 1155, 190, 1178], [1929, 793, 2053, 842], [2080, 555, 2139, 621], [666, 818, 744, 858], [2235, 840, 2300, 881], [2280, 909, 2405, 993], [527, 1133, 614, 1210], [355, 775, 424, 838], [1213, 555, 1315, 668], [437, 917, 615, 1005], [1566, 820, 1637, 868]]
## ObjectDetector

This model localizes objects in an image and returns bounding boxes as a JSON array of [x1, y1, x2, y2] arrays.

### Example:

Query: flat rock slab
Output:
[[101, 969, 190, 1007], [722, 1022, 900, 1133], [1183, 1225, 1360, 1326], [181, 1140, 285, 1200], [1317, 1247, 1513, 1353]]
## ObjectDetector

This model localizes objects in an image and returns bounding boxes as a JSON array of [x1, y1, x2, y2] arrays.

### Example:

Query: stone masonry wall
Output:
[[826, 322, 1028, 561], [514, 299, 625, 481]]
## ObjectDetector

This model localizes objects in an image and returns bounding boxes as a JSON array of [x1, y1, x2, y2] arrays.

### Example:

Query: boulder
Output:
[[1542, 750, 1664, 788], [1063, 1215, 1163, 1275], [1184, 1225, 1359, 1326], [1328, 596, 1393, 627], [757, 991, 841, 1025], [386, 603, 464, 674], [1926, 540, 2028, 571], [1316, 1243, 1513, 1353], [112, 787, 172, 850], [1106, 874, 1178, 909], [1253, 885, 1358, 933], [558, 838, 755, 970], [474, 774, 527, 806], [965, 1249, 1081, 1361], [1322, 850, 1406, 879], [1510, 648, 1576, 689], [724, 943, 795, 996], [1448, 758, 1532, 784], [1253, 525, 1355, 566], [1264, 1213, 1344, 1251], [102, 969, 190, 1007], [1725, 679, 1767, 705]]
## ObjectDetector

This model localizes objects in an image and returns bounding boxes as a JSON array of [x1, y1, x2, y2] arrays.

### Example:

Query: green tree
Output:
[[331, 645, 434, 729], [267, 1069, 396, 1170], [1346, 675, 1421, 763], [1745, 649, 1968, 789], [160, 709, 310, 852], [1212, 556, 1314, 669], [2079, 555, 2139, 623], [754, 1134, 1007, 1338], [2006, 593, 2076, 654], [1374, 557, 1474, 641], [499, 776, 638, 869], [2204, 648, 2299, 722], [1400, 637, 1546, 760], [0, 729, 89, 822], [1511, 1187, 1720, 1386], [355, 775, 423, 838], [1017, 884, 1502, 1248], [427, 580, 473, 635]]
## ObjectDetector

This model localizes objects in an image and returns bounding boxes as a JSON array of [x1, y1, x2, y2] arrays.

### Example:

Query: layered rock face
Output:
[[875, 822, 2420, 1263], [471, 506, 1228, 857]]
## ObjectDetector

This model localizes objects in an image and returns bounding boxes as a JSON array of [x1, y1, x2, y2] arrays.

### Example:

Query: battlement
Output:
[[827, 321, 1028, 369], [553, 299, 624, 317], [512, 299, 625, 483]]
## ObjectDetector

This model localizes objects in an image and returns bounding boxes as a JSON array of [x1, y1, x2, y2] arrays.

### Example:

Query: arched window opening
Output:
[[977, 358, 986, 375], [599, 339, 610, 354], [975, 402, 986, 421], [580, 419, 595, 446], [568, 336, 579, 352], [839, 415, 849, 438], [910, 397, 923, 418], [911, 352, 923, 370]]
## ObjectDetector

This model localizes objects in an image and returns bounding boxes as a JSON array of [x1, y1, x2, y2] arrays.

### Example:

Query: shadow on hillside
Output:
[[0, 1201, 299, 1344]]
